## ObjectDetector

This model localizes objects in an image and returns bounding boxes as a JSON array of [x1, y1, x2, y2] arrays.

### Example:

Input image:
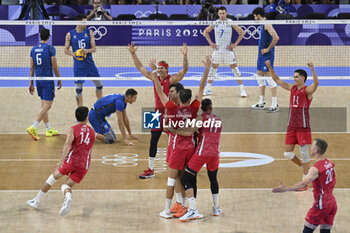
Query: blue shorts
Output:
[[74, 65, 100, 84], [36, 80, 55, 101], [88, 109, 111, 134], [257, 54, 274, 72]]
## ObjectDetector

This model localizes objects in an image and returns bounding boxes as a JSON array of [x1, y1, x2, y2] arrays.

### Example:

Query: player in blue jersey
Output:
[[252, 7, 280, 113], [88, 89, 138, 146], [64, 14, 103, 107], [26, 29, 62, 141]]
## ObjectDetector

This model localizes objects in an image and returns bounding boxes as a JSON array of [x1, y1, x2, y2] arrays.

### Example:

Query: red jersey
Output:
[[312, 159, 336, 209], [166, 99, 200, 151], [288, 85, 312, 128], [153, 74, 171, 113], [196, 113, 222, 157], [66, 124, 96, 169]]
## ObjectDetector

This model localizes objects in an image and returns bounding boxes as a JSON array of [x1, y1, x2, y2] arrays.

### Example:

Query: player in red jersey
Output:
[[273, 138, 337, 233], [152, 55, 211, 219], [27, 106, 96, 216], [127, 42, 188, 179], [266, 60, 319, 191]]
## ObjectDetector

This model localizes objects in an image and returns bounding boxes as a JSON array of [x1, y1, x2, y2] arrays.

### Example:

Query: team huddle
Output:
[[25, 7, 337, 233]]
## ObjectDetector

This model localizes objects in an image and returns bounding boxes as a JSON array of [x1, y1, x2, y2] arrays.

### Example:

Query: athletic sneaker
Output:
[[267, 105, 279, 113], [179, 209, 204, 222], [26, 126, 40, 140], [212, 207, 223, 216], [173, 206, 187, 218], [170, 202, 182, 213], [46, 128, 59, 137], [159, 209, 172, 219], [203, 88, 212, 96], [240, 88, 247, 98], [251, 102, 266, 110], [26, 199, 39, 209], [296, 186, 309, 192], [59, 197, 73, 216], [139, 168, 155, 179]]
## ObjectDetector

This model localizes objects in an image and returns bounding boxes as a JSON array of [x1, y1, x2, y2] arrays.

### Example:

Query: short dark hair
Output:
[[315, 138, 328, 155], [179, 89, 192, 104], [253, 7, 265, 18], [217, 6, 227, 12], [169, 83, 184, 93], [75, 106, 89, 122], [40, 29, 50, 41], [295, 69, 308, 82], [201, 98, 212, 112], [125, 88, 137, 96], [76, 14, 87, 20]]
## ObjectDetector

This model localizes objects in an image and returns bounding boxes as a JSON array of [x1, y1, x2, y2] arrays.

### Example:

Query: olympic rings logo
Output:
[[89, 26, 107, 41], [240, 25, 261, 40], [102, 153, 139, 167]]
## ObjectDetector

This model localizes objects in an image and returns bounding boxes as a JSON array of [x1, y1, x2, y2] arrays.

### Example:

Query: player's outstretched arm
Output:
[[265, 60, 292, 91], [170, 43, 188, 83], [306, 62, 319, 98], [151, 70, 168, 106], [203, 25, 217, 50], [64, 33, 75, 58], [29, 57, 35, 95], [196, 56, 212, 102], [57, 127, 74, 169], [127, 42, 152, 80], [272, 167, 318, 193], [123, 110, 137, 141]]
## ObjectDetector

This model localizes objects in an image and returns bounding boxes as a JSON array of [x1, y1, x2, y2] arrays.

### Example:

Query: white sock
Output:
[[165, 199, 171, 212], [239, 84, 244, 90], [259, 96, 265, 104], [175, 192, 183, 204], [149, 157, 155, 170], [183, 197, 187, 207], [65, 192, 72, 199], [188, 197, 196, 210], [207, 83, 212, 90], [32, 120, 39, 128], [272, 97, 278, 107], [212, 194, 219, 208], [208, 67, 217, 81], [45, 123, 51, 130], [35, 190, 45, 202]]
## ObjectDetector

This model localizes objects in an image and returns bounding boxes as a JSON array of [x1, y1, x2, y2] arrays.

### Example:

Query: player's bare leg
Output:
[[60, 178, 76, 216], [204, 64, 219, 96], [172, 170, 187, 218], [284, 144, 302, 166], [160, 168, 179, 218], [264, 71, 279, 113], [252, 70, 266, 110], [230, 64, 247, 98], [93, 80, 103, 101], [27, 100, 53, 140], [95, 88, 103, 100], [76, 96, 83, 107]]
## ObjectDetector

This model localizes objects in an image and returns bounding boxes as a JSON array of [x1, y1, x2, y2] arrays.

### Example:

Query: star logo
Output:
[[143, 110, 162, 129], [150, 110, 162, 122]]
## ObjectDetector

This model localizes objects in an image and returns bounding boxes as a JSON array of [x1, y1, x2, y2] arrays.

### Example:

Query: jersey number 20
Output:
[[325, 167, 334, 185]]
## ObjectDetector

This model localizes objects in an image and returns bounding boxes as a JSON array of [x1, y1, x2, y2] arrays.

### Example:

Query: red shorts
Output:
[[285, 126, 312, 145], [59, 161, 88, 184], [305, 204, 337, 226], [187, 153, 219, 172], [168, 148, 195, 170]]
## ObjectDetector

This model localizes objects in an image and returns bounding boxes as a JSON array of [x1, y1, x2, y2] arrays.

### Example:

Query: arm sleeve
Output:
[[49, 46, 56, 57], [115, 99, 125, 112]]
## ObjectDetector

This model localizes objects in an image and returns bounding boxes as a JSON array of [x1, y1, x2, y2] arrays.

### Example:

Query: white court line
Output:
[[0, 132, 349, 135], [0, 158, 349, 162], [1, 188, 350, 193]]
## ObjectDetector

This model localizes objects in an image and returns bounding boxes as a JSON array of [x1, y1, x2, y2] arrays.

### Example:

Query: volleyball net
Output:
[[0, 20, 349, 83]]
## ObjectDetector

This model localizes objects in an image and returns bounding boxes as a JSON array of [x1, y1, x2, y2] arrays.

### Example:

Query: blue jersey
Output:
[[93, 94, 127, 117], [30, 43, 55, 77], [270, 0, 290, 15], [70, 28, 96, 69], [258, 25, 275, 58]]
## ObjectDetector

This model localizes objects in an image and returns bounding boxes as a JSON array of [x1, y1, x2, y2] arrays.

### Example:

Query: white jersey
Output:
[[214, 18, 233, 52]]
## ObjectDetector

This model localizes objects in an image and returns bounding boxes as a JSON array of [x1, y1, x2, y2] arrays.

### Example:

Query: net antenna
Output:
[[18, 0, 49, 20]]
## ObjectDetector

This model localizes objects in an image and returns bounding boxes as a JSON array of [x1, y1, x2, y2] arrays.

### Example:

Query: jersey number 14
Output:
[[80, 132, 90, 145]]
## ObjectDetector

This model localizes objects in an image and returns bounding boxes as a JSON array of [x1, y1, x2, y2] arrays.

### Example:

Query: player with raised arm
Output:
[[266, 60, 319, 190], [127, 42, 188, 179], [252, 7, 280, 113], [26, 29, 62, 141], [64, 14, 103, 107], [203, 6, 247, 98], [273, 138, 337, 233], [27, 106, 95, 216]]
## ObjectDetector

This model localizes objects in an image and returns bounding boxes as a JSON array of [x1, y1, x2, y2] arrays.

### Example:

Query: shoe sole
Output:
[[267, 109, 280, 113], [180, 214, 204, 222], [212, 213, 223, 216], [60, 198, 73, 216], [26, 201, 38, 209], [159, 214, 172, 219], [26, 129, 39, 141], [251, 107, 266, 110], [240, 95, 247, 98], [139, 174, 155, 179]]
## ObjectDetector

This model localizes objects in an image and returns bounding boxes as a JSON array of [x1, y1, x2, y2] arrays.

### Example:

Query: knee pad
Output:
[[257, 77, 266, 87], [208, 68, 217, 81], [181, 171, 196, 191], [284, 151, 295, 160], [231, 67, 241, 77], [61, 184, 71, 194], [93, 80, 103, 91], [167, 177, 176, 187], [267, 77, 277, 88], [104, 130, 116, 144], [75, 83, 83, 96], [303, 226, 315, 233], [45, 174, 57, 186], [299, 145, 310, 163]]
